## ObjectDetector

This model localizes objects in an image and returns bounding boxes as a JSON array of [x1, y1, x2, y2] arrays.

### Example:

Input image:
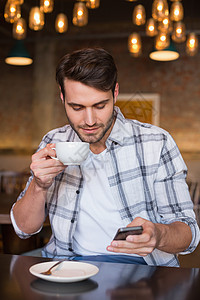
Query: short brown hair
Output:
[[56, 48, 118, 100]]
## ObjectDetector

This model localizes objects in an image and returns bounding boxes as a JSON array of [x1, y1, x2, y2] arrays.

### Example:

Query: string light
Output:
[[158, 16, 173, 33], [155, 31, 170, 50], [4, 1, 21, 23], [29, 7, 44, 31], [186, 33, 199, 56], [128, 33, 142, 57], [170, 1, 184, 22], [13, 17, 26, 39], [40, 0, 54, 13], [72, 2, 88, 27], [172, 21, 186, 43], [146, 18, 157, 37], [55, 13, 68, 33], [152, 0, 169, 22], [132, 4, 146, 26]]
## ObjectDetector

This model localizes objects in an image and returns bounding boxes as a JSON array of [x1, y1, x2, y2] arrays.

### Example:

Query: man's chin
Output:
[[78, 135, 100, 144]]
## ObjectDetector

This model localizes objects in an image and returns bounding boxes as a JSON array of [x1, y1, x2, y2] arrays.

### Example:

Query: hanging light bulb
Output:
[[128, 33, 142, 57], [4, 1, 21, 23], [86, 0, 100, 9], [55, 13, 68, 33], [158, 15, 173, 33], [155, 31, 170, 50], [40, 0, 54, 13], [29, 7, 44, 31], [172, 21, 186, 43], [13, 17, 26, 40], [152, 0, 169, 22], [146, 18, 157, 37], [73, 2, 88, 27], [186, 33, 199, 56], [170, 1, 184, 21], [132, 4, 146, 26]]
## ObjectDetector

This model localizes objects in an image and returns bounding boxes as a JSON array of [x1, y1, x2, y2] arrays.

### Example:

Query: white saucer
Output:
[[29, 261, 99, 283]]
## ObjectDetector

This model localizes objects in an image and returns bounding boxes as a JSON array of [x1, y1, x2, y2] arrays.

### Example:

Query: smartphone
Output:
[[113, 226, 143, 240]]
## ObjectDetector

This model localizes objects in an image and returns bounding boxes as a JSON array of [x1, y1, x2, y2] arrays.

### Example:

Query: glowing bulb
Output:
[[172, 21, 186, 43], [13, 17, 26, 39], [161, 35, 166, 42], [163, 18, 168, 25], [10, 6, 16, 13], [55, 13, 68, 33], [146, 18, 157, 37], [152, 0, 169, 21], [78, 10, 83, 17], [44, 0, 50, 6], [34, 13, 40, 24], [132, 5, 146, 26], [186, 33, 198, 56], [4, 2, 21, 23], [29, 7, 44, 30], [128, 33, 142, 57], [72, 2, 88, 27]]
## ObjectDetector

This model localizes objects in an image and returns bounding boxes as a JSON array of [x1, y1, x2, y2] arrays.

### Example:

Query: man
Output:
[[11, 48, 199, 266]]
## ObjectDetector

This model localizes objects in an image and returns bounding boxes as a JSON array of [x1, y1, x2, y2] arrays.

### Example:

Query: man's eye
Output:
[[72, 106, 82, 111], [95, 104, 105, 109]]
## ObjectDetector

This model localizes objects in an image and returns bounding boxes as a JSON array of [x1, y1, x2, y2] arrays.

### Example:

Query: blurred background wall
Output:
[[0, 0, 200, 174]]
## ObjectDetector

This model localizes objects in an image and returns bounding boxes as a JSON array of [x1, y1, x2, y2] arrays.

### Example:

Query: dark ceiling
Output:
[[0, 0, 200, 43]]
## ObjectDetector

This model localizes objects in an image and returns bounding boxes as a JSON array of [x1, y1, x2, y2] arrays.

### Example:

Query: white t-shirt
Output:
[[73, 149, 135, 256]]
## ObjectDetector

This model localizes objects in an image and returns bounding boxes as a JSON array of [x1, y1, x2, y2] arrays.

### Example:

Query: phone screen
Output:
[[113, 226, 143, 240]]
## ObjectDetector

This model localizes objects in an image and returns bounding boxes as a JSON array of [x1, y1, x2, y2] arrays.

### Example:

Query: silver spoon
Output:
[[40, 259, 65, 275]]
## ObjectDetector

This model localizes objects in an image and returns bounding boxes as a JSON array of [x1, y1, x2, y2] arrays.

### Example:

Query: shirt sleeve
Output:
[[154, 132, 200, 254], [10, 203, 42, 239]]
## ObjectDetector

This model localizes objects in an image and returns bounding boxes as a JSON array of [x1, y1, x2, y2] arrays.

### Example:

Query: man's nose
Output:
[[84, 107, 96, 126]]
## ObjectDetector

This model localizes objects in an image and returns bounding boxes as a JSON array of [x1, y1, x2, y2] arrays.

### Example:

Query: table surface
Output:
[[0, 254, 199, 300]]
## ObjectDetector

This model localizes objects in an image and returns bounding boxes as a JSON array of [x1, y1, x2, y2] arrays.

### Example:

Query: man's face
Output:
[[61, 79, 118, 150]]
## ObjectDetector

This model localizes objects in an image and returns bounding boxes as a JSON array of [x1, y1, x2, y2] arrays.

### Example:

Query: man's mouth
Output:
[[80, 127, 100, 134]]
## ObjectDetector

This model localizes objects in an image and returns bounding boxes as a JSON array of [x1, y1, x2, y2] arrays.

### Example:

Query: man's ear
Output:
[[59, 87, 64, 104], [114, 83, 119, 104]]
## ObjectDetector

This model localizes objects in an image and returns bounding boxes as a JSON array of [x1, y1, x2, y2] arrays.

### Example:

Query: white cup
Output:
[[51, 142, 90, 165]]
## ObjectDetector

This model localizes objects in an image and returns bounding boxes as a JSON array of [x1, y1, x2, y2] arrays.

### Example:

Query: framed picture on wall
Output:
[[116, 93, 160, 126]]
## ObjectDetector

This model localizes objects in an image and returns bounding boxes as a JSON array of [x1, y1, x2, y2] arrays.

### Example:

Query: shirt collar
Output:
[[106, 106, 132, 149]]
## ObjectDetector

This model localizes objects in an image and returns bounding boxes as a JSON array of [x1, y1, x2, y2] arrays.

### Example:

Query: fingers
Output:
[[32, 143, 56, 162], [107, 217, 158, 256], [30, 144, 66, 189], [107, 239, 155, 256]]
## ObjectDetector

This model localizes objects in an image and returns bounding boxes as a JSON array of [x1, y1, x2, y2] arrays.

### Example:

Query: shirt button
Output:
[[68, 247, 73, 252], [76, 190, 80, 194], [71, 219, 75, 223]]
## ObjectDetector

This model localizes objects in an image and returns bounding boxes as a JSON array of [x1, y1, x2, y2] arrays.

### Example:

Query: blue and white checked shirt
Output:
[[11, 107, 200, 266]]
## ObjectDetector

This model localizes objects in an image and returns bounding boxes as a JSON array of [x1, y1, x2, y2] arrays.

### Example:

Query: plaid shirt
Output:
[[11, 107, 200, 266]]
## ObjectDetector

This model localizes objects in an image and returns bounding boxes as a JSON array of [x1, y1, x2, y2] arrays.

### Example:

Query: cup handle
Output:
[[50, 156, 59, 161], [50, 147, 59, 161]]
